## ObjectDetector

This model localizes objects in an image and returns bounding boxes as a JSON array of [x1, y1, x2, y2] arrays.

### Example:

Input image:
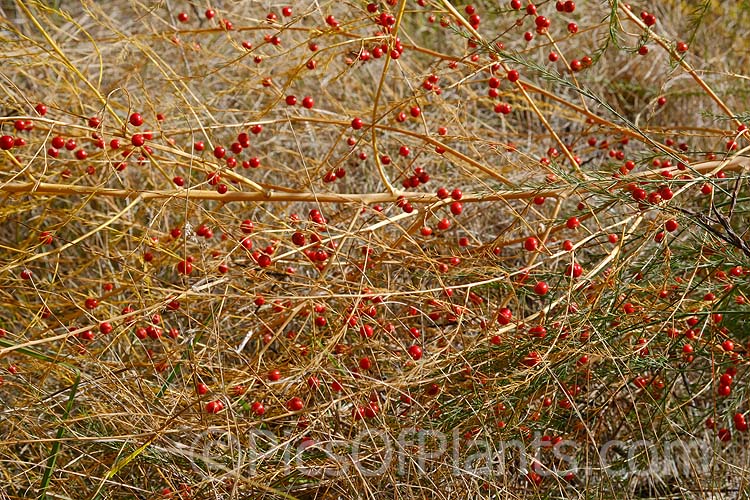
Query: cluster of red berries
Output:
[[401, 166, 431, 189], [639, 10, 657, 27]]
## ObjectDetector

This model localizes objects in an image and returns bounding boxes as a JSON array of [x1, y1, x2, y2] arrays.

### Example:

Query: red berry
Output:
[[566, 262, 583, 278], [360, 324, 374, 338], [359, 357, 372, 370], [39, 231, 53, 245], [177, 259, 193, 275], [257, 254, 272, 268], [497, 307, 512, 325], [129, 113, 143, 126], [325, 15, 339, 27], [734, 413, 747, 431], [291, 231, 306, 246], [533, 281, 549, 295], [205, 400, 224, 414], [522, 351, 541, 367], [287, 397, 304, 411], [718, 428, 731, 442], [425, 383, 440, 396], [251, 401, 266, 415], [407, 344, 423, 360], [240, 220, 254, 234]]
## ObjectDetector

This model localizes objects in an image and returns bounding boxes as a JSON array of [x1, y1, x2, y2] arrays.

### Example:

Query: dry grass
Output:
[[1, 0, 749, 499]]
